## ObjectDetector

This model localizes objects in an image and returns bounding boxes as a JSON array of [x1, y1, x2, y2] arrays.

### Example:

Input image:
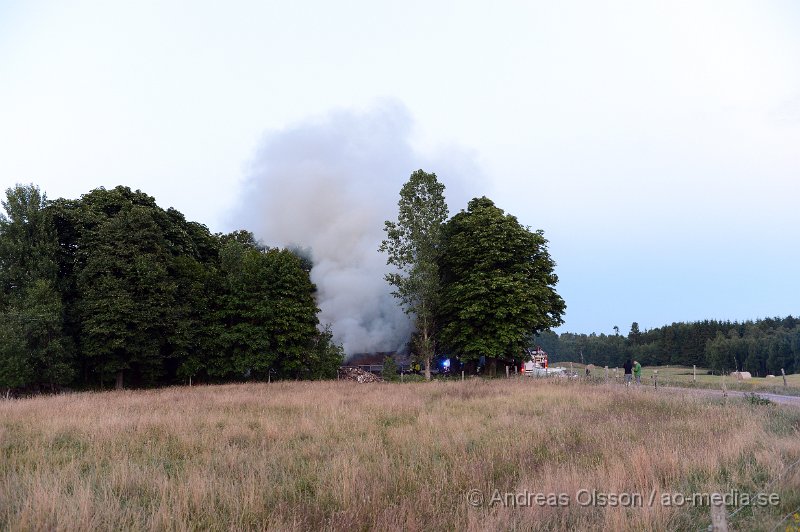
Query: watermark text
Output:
[[465, 488, 781, 509]]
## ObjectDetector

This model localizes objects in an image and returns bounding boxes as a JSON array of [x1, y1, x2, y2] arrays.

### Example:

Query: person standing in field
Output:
[[623, 358, 633, 386], [633, 360, 642, 385]]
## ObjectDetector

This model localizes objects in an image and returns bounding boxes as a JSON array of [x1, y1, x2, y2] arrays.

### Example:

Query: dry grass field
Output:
[[2, 379, 800, 531]]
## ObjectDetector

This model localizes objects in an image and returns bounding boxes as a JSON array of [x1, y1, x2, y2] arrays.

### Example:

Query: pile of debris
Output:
[[338, 366, 383, 383]]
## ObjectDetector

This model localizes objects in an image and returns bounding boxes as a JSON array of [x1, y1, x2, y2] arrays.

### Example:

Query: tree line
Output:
[[10, 173, 786, 393], [0, 184, 343, 393], [536, 317, 800, 376]]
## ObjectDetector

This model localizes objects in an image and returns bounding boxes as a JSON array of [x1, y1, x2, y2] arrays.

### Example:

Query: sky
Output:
[[1, 0, 798, 337]]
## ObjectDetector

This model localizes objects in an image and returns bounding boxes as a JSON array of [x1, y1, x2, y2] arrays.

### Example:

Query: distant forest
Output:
[[537, 317, 800, 376]]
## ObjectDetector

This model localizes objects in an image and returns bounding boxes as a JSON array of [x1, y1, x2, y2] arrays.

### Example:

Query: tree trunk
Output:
[[488, 357, 497, 377], [420, 318, 433, 381], [465, 360, 477, 375], [115, 370, 124, 390]]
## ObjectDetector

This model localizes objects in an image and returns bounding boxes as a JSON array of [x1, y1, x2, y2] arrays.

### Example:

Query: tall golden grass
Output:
[[1, 379, 799, 531]]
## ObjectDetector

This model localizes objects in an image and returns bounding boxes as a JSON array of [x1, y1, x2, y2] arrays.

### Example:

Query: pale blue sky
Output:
[[1, 1, 798, 336]]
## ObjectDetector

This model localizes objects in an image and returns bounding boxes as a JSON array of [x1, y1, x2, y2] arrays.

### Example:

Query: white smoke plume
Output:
[[233, 101, 480, 356]]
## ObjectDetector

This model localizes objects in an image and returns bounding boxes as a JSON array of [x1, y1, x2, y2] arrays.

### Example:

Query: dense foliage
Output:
[[0, 185, 72, 390], [437, 197, 566, 374], [537, 317, 800, 375], [0, 184, 342, 392]]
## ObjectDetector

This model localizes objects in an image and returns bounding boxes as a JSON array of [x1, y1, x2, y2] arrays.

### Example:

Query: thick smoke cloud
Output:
[[233, 101, 479, 355]]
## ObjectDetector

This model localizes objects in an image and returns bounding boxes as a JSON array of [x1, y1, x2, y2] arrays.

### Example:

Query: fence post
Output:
[[722, 374, 727, 399], [461, 370, 464, 382], [605, 366, 609, 383], [782, 368, 787, 387], [693, 365, 696, 382], [710, 495, 728, 531], [505, 366, 509, 378], [654, 369, 658, 390]]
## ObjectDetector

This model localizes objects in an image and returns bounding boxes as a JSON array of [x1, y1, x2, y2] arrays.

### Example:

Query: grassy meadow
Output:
[[567, 362, 800, 396], [641, 365, 800, 391], [2, 379, 800, 531]]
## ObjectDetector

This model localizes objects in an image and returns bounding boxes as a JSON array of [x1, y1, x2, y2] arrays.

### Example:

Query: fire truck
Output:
[[520, 346, 566, 376]]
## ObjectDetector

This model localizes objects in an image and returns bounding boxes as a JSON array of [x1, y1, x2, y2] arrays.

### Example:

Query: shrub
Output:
[[746, 393, 773, 406], [382, 356, 399, 382]]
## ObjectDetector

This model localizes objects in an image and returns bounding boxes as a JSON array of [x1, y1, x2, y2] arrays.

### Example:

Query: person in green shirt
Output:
[[633, 360, 642, 385]]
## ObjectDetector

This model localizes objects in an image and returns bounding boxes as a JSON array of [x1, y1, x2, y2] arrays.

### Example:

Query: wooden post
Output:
[[722, 374, 727, 398], [505, 366, 509, 378], [693, 365, 696, 382], [710, 495, 728, 531], [654, 369, 658, 390], [461, 370, 464, 382], [189, 376, 192, 387], [605, 366, 609, 383], [401, 372, 404, 382], [782, 368, 787, 387]]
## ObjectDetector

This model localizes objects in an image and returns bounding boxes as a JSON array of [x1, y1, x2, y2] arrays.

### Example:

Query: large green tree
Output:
[[380, 170, 448, 380], [74, 191, 178, 388], [0, 184, 72, 391], [49, 187, 236, 388], [161, 210, 223, 384], [437, 197, 565, 374], [213, 232, 331, 380]]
